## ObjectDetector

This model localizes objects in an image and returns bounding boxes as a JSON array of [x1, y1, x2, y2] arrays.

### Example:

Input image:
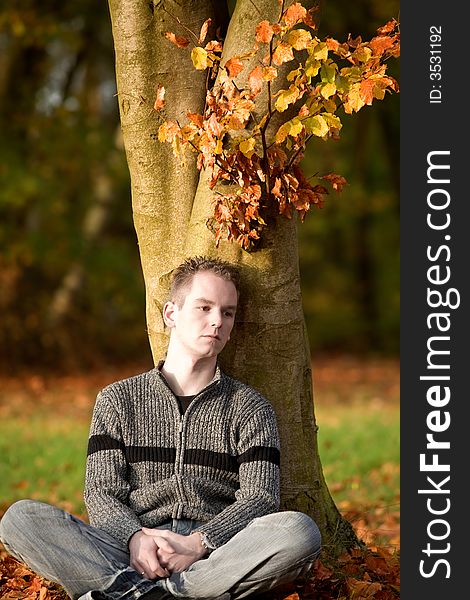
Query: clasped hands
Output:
[[129, 527, 208, 579]]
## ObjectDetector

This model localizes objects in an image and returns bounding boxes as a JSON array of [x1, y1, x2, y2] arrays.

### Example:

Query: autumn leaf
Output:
[[255, 20, 273, 43], [207, 113, 223, 137], [263, 66, 277, 81], [198, 18, 212, 44], [288, 28, 312, 50], [305, 57, 321, 78], [283, 3, 307, 27], [304, 114, 328, 137], [187, 112, 204, 128], [248, 65, 264, 96], [191, 47, 210, 70], [321, 173, 348, 192], [158, 121, 180, 143], [205, 40, 223, 53], [272, 42, 295, 66], [369, 35, 395, 56], [351, 45, 373, 63], [163, 32, 189, 48], [310, 41, 329, 61], [274, 86, 299, 112], [377, 19, 398, 34], [225, 57, 244, 78], [343, 83, 365, 113], [153, 84, 165, 110], [239, 137, 256, 158]]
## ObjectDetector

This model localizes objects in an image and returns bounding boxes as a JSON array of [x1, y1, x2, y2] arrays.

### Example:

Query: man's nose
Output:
[[211, 310, 223, 328]]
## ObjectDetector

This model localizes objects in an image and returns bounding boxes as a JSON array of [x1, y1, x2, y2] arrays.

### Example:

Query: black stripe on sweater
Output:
[[126, 446, 176, 464], [237, 446, 280, 466], [88, 434, 125, 455], [184, 449, 239, 473]]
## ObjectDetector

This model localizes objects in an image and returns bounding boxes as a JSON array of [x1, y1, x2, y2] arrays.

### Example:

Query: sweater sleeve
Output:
[[194, 402, 281, 548], [83, 390, 142, 547]]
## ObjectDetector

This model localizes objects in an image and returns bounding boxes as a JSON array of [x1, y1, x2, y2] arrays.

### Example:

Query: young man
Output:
[[0, 257, 321, 600]]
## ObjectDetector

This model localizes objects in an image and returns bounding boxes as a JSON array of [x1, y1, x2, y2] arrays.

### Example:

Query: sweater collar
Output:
[[153, 359, 223, 392]]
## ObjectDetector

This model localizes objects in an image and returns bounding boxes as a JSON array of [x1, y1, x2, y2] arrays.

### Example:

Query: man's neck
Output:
[[161, 349, 217, 396]]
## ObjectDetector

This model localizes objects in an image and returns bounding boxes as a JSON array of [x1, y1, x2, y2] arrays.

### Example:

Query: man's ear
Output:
[[162, 301, 178, 329]]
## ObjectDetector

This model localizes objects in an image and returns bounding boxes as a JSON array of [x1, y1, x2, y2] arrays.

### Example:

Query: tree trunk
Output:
[[108, 0, 358, 557]]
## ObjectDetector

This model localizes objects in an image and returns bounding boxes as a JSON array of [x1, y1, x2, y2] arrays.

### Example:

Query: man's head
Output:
[[163, 257, 240, 360], [169, 256, 240, 308]]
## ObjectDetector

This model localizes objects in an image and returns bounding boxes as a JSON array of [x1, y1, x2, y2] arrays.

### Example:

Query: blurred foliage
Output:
[[0, 1, 150, 370], [299, 0, 400, 354], [0, 0, 399, 371]]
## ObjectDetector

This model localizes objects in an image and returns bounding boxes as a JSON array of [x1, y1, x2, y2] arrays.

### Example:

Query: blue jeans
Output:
[[0, 500, 321, 600]]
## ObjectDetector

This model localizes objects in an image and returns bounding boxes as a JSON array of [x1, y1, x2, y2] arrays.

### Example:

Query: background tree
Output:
[[106, 0, 398, 557]]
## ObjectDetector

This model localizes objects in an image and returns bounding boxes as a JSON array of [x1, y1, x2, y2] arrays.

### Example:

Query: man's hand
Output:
[[128, 530, 170, 579], [141, 528, 208, 574]]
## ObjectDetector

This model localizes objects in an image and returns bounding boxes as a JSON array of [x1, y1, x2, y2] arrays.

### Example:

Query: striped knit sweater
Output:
[[84, 365, 280, 549]]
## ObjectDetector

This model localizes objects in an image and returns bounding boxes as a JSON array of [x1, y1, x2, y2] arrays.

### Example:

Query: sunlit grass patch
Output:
[[0, 417, 88, 517]]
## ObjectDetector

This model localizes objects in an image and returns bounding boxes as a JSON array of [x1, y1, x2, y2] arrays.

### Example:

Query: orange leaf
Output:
[[207, 113, 223, 137], [198, 18, 212, 44], [272, 177, 282, 198], [272, 42, 294, 66], [187, 113, 204, 128], [283, 3, 307, 27], [360, 79, 375, 105], [163, 32, 189, 48], [369, 35, 394, 56], [263, 66, 278, 82], [205, 40, 223, 53], [248, 66, 264, 96], [154, 84, 165, 110], [377, 19, 398, 35], [321, 173, 347, 192], [255, 20, 274, 43], [225, 57, 244, 78]]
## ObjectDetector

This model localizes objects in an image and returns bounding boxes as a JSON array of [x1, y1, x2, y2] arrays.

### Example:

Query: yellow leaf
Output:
[[288, 29, 312, 50], [287, 67, 302, 82], [288, 118, 303, 137], [320, 81, 336, 99], [305, 57, 321, 78], [311, 41, 328, 61], [304, 115, 328, 137], [274, 86, 299, 112], [275, 122, 291, 144], [320, 63, 336, 83], [322, 112, 342, 132], [239, 137, 256, 158], [344, 83, 365, 113], [322, 98, 336, 112], [214, 139, 223, 154], [191, 47, 210, 70], [352, 45, 373, 63]]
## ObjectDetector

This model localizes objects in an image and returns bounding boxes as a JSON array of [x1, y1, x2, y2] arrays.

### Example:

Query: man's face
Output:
[[165, 272, 238, 360]]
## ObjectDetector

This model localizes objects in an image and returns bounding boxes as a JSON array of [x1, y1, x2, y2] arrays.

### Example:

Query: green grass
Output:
[[0, 417, 89, 516], [316, 403, 399, 509]]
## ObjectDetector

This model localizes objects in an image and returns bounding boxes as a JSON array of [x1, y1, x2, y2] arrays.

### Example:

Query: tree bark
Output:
[[108, 0, 358, 557]]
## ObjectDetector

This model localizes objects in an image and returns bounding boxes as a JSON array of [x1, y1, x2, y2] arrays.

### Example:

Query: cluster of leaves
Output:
[[155, 2, 399, 250], [0, 556, 66, 600]]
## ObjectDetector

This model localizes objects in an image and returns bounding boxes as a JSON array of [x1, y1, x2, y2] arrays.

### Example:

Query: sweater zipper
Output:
[[174, 380, 219, 475]]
